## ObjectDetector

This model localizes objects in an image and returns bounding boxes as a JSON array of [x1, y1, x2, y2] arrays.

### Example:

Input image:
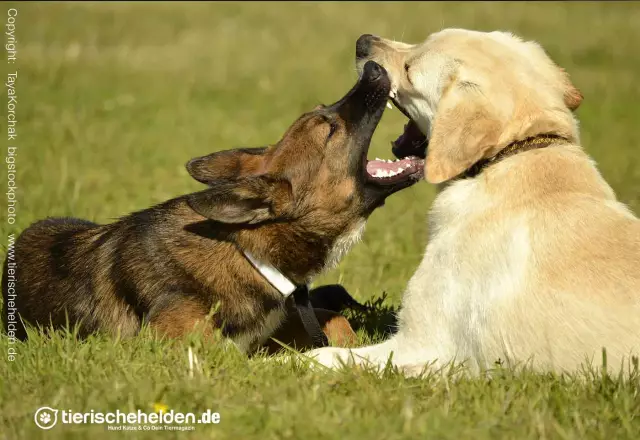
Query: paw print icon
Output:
[[34, 407, 58, 430]]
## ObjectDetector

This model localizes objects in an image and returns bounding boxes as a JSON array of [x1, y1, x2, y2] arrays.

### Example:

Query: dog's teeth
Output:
[[373, 167, 409, 179], [386, 101, 392, 109]]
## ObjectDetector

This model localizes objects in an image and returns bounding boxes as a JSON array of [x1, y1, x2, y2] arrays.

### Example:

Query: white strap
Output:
[[242, 250, 297, 297]]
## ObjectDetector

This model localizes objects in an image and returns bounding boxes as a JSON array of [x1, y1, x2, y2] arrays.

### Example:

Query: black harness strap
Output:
[[237, 243, 329, 348], [292, 285, 329, 348]]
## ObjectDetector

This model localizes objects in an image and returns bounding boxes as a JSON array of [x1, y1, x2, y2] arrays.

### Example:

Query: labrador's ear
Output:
[[187, 175, 292, 224], [559, 68, 583, 111], [425, 85, 503, 184], [186, 147, 269, 185]]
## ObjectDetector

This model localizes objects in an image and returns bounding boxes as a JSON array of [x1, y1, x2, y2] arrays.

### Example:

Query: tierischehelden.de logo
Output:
[[34, 406, 221, 431]]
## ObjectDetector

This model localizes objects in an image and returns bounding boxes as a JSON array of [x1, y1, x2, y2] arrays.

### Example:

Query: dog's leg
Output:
[[306, 337, 399, 369], [263, 307, 358, 355], [308, 284, 369, 313], [146, 298, 215, 340], [306, 336, 445, 376]]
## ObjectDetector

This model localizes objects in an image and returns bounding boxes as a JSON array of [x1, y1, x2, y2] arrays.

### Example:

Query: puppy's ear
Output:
[[425, 86, 503, 184], [186, 147, 268, 185], [187, 176, 292, 224]]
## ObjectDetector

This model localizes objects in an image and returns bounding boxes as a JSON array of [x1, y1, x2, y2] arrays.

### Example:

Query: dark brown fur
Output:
[[2, 62, 407, 353]]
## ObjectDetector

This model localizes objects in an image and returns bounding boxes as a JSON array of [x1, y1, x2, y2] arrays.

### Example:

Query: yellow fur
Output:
[[309, 29, 639, 375]]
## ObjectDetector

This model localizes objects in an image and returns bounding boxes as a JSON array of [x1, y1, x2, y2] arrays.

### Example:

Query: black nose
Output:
[[355, 34, 379, 59], [361, 60, 384, 82]]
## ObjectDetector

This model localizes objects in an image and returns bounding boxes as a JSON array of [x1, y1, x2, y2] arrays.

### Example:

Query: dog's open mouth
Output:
[[365, 155, 423, 185], [389, 97, 428, 161], [364, 96, 427, 186]]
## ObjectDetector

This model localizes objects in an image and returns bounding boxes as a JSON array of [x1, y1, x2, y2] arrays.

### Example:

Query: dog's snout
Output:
[[361, 60, 384, 82], [355, 34, 379, 60]]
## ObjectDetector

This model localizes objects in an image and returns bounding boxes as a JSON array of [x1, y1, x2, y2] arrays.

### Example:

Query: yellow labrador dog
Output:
[[308, 29, 640, 375]]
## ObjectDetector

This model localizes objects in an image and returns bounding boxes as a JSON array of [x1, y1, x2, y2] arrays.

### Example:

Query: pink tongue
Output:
[[366, 158, 413, 174]]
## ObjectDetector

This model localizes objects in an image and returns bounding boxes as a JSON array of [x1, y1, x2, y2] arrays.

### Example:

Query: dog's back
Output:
[[3, 217, 140, 339], [417, 146, 640, 372]]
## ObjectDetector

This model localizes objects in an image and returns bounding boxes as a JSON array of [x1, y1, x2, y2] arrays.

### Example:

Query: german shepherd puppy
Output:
[[3, 61, 424, 353]]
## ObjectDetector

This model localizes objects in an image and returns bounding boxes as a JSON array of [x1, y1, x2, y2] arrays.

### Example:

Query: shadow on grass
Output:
[[307, 284, 399, 341], [343, 292, 399, 340]]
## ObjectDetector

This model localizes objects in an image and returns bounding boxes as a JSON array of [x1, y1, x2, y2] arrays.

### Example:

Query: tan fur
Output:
[[309, 29, 640, 375], [147, 298, 215, 340]]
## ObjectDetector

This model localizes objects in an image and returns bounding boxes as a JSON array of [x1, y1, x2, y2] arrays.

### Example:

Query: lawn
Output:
[[1, 2, 639, 439]]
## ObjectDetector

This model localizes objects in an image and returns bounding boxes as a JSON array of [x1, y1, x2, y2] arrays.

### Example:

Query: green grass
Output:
[[1, 1, 640, 439]]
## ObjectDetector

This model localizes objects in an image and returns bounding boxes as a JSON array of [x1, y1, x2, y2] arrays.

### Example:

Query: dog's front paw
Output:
[[305, 347, 354, 370]]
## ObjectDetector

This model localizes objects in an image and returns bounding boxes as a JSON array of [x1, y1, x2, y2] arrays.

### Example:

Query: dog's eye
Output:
[[317, 116, 338, 142], [327, 120, 338, 139], [404, 63, 413, 85]]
